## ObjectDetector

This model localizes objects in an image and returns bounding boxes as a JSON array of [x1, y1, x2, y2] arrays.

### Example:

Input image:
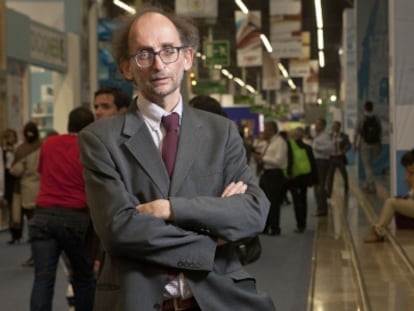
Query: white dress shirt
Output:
[[262, 134, 288, 170]]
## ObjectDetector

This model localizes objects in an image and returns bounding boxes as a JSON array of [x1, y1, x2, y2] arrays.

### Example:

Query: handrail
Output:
[[341, 195, 372, 311], [306, 223, 319, 311]]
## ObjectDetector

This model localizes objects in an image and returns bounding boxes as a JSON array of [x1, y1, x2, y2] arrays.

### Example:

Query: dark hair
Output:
[[364, 101, 374, 112], [2, 128, 17, 142], [401, 150, 414, 167], [189, 95, 227, 117], [317, 118, 327, 128], [265, 120, 278, 134], [68, 107, 94, 133], [23, 122, 39, 144], [112, 4, 199, 71], [94, 86, 131, 110]]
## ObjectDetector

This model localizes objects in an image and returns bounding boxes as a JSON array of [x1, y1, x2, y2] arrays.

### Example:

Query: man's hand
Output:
[[137, 199, 172, 220], [221, 181, 247, 197]]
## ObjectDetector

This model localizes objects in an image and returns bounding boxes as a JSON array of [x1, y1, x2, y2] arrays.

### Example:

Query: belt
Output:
[[162, 297, 200, 311]]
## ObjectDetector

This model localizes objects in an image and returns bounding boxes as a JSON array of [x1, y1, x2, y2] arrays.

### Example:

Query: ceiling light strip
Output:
[[113, 0, 136, 14], [234, 0, 249, 14], [260, 34, 273, 53], [318, 50, 325, 68], [314, 0, 323, 29], [317, 29, 324, 50]]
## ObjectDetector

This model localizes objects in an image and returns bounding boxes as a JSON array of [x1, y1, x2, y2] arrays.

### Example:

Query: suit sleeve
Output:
[[171, 121, 270, 242], [78, 128, 217, 272]]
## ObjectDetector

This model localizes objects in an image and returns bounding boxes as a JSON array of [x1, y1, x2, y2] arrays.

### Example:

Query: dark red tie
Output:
[[162, 113, 180, 281], [161, 113, 179, 179]]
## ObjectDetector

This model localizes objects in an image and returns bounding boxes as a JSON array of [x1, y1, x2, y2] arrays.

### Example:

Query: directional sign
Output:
[[204, 40, 230, 67]]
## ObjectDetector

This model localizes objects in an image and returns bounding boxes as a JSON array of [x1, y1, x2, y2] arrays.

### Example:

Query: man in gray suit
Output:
[[78, 4, 275, 311]]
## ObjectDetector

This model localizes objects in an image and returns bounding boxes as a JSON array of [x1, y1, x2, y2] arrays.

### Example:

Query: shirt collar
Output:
[[136, 96, 183, 130]]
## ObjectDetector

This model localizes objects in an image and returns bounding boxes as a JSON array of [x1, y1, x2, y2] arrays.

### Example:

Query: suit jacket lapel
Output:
[[122, 109, 170, 196], [170, 107, 203, 194]]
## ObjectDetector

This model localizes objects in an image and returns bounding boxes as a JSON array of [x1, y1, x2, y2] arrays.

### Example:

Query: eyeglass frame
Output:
[[129, 46, 189, 68]]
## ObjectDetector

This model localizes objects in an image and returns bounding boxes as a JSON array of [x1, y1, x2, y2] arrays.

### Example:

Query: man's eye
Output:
[[163, 47, 176, 55], [138, 51, 152, 59]]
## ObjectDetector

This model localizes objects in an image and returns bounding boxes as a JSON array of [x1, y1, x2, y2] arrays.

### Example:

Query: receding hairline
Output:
[[128, 12, 180, 45]]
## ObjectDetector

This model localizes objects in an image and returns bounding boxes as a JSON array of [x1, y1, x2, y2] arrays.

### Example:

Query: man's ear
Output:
[[120, 59, 134, 81], [183, 48, 194, 71]]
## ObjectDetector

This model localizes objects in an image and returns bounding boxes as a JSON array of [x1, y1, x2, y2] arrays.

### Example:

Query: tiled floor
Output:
[[310, 170, 414, 311]]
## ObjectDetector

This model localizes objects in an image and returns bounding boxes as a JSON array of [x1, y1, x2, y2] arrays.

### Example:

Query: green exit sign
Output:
[[204, 40, 230, 67]]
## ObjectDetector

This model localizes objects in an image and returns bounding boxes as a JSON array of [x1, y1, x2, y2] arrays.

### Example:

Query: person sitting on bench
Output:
[[364, 149, 414, 243]]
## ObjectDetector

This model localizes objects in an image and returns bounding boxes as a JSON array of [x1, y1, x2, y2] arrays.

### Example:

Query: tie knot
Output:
[[162, 113, 179, 132]]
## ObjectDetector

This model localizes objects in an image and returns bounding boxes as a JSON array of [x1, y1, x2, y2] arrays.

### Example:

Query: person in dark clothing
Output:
[[1, 128, 18, 243], [279, 130, 291, 205], [326, 121, 351, 198], [189, 95, 227, 117], [286, 127, 318, 233], [253, 121, 288, 235]]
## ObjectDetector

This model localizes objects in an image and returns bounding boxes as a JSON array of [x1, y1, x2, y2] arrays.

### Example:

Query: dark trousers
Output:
[[314, 159, 330, 214], [29, 207, 96, 311], [288, 179, 308, 229], [326, 155, 349, 197], [259, 169, 286, 233]]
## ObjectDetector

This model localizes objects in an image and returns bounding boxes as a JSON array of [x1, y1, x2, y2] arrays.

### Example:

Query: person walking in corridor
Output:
[[312, 118, 334, 216], [326, 121, 351, 198], [354, 100, 382, 193], [29, 107, 96, 311], [253, 120, 288, 235]]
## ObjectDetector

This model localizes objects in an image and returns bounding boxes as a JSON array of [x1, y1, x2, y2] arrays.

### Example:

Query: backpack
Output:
[[289, 140, 311, 177], [361, 115, 381, 144]]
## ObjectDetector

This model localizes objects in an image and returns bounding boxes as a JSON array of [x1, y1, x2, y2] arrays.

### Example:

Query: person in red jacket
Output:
[[29, 106, 95, 311]]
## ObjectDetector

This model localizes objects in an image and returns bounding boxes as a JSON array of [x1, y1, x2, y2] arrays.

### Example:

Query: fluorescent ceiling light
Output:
[[260, 34, 273, 53], [277, 63, 289, 79], [317, 28, 324, 50], [245, 84, 256, 94], [113, 0, 136, 14], [235, 0, 249, 14], [318, 50, 325, 68], [221, 68, 231, 77], [234, 77, 245, 87], [288, 79, 296, 90], [314, 0, 323, 29]]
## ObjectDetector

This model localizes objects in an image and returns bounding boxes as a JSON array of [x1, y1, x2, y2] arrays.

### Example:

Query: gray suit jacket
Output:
[[79, 104, 274, 311]]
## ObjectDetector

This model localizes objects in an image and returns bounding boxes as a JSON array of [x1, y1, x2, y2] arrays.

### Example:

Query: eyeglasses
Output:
[[131, 46, 187, 68]]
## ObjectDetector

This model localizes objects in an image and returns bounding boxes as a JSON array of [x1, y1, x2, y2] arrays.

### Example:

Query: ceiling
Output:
[[102, 0, 354, 98]]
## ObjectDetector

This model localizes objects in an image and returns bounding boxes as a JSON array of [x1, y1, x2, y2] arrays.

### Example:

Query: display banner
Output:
[[262, 53, 280, 90], [301, 31, 310, 59], [30, 22, 67, 72], [302, 60, 319, 94], [269, 0, 302, 59], [235, 11, 262, 67], [289, 59, 310, 77], [175, 0, 218, 18]]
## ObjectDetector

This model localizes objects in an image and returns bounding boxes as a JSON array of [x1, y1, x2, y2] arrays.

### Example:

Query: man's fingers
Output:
[[221, 182, 234, 198], [221, 181, 247, 197]]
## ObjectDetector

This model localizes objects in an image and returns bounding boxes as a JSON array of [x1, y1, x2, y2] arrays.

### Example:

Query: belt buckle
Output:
[[173, 297, 186, 311]]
